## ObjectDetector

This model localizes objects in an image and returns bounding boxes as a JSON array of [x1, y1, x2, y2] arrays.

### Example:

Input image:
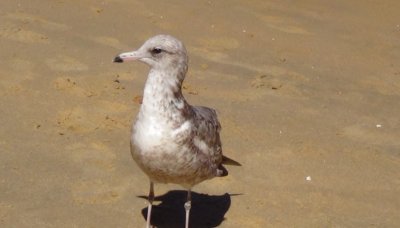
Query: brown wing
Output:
[[192, 106, 222, 157], [192, 106, 240, 177]]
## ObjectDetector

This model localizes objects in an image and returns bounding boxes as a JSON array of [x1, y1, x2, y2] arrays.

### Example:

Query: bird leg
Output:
[[146, 182, 154, 228], [184, 189, 192, 228]]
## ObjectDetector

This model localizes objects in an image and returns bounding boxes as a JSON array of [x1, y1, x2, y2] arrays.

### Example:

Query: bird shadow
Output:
[[138, 190, 238, 228]]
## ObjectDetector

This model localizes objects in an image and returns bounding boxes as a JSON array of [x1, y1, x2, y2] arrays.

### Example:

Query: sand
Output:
[[1, 0, 399, 227]]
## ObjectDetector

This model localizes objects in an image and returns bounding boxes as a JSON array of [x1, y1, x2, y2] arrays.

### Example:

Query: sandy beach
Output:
[[1, 0, 399, 227]]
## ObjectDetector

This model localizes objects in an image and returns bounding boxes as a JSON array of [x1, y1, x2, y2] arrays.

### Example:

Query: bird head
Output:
[[113, 34, 188, 72]]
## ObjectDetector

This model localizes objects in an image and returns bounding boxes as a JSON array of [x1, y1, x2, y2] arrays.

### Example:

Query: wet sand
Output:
[[1, 0, 399, 227]]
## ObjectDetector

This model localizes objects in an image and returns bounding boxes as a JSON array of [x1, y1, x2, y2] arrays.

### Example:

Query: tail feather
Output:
[[222, 155, 241, 166], [217, 164, 228, 177]]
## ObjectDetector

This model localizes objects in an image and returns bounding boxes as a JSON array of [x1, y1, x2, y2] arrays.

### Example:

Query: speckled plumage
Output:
[[114, 34, 240, 228]]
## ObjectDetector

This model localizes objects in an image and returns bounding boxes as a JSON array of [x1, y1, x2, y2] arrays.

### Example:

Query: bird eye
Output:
[[151, 48, 163, 54]]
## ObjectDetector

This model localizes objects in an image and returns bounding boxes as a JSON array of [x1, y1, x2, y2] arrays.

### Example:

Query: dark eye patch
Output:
[[151, 48, 163, 55]]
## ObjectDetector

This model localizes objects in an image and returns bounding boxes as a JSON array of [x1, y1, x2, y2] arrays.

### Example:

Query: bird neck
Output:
[[140, 67, 188, 119]]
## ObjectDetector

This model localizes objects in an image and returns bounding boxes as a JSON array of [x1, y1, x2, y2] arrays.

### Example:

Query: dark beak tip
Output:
[[113, 56, 123, 63]]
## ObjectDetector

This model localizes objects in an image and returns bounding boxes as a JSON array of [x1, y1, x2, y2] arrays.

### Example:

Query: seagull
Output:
[[113, 34, 240, 228]]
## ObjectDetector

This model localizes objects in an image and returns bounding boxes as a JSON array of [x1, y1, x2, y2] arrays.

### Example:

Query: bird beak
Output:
[[113, 50, 142, 63]]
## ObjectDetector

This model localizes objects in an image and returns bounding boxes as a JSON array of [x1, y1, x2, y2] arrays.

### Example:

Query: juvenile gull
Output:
[[113, 34, 240, 228]]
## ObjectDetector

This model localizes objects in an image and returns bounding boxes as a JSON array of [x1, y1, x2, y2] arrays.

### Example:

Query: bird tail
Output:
[[222, 155, 241, 166], [217, 156, 241, 177]]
